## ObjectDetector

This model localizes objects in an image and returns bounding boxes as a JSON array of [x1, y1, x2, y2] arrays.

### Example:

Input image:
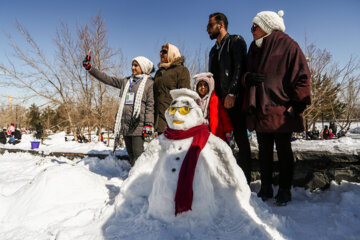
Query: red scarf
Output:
[[164, 124, 210, 215]]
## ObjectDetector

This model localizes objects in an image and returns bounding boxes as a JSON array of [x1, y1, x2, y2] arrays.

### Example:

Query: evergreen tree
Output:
[[26, 104, 41, 130]]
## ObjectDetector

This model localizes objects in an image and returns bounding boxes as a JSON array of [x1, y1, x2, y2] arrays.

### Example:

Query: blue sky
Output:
[[1, 0, 359, 105]]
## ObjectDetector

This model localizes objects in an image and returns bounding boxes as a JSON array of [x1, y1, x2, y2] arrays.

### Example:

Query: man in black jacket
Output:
[[207, 12, 251, 183]]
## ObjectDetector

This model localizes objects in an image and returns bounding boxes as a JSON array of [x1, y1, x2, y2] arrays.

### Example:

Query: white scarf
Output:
[[255, 33, 270, 47], [113, 74, 148, 137]]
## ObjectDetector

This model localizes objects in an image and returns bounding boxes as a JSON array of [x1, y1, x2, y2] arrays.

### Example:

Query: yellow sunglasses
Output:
[[168, 106, 192, 115]]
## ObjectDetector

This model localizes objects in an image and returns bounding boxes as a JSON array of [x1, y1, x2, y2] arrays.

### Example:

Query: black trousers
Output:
[[226, 108, 252, 183], [256, 132, 294, 190], [124, 136, 144, 166]]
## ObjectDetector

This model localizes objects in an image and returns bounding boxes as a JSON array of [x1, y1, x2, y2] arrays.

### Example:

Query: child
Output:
[[83, 55, 154, 166], [192, 72, 235, 147]]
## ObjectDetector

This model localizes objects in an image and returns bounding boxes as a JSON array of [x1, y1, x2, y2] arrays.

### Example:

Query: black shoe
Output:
[[257, 185, 273, 201], [275, 188, 292, 206]]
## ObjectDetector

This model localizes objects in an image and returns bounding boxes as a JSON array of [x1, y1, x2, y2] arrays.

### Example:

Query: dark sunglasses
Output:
[[251, 24, 258, 32], [160, 49, 168, 54], [207, 22, 218, 29]]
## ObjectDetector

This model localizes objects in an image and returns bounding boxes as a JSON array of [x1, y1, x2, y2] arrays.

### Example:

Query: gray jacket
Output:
[[89, 68, 154, 136]]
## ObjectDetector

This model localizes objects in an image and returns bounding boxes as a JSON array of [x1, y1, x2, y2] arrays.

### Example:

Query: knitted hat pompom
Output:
[[278, 10, 284, 17]]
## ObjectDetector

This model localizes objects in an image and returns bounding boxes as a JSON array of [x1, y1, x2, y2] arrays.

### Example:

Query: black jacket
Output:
[[209, 33, 247, 101]]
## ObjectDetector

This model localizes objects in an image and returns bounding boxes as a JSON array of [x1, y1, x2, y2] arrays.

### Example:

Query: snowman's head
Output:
[[165, 89, 204, 130]]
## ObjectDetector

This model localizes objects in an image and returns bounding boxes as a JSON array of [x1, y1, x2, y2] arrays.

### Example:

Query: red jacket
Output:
[[208, 92, 234, 140]]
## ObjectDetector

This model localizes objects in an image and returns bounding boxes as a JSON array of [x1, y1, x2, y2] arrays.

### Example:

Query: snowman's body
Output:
[[115, 89, 283, 239], [147, 133, 251, 222]]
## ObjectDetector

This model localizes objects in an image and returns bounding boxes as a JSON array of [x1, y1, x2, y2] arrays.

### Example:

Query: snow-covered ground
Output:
[[1, 132, 127, 156], [0, 127, 359, 240], [0, 151, 359, 240]]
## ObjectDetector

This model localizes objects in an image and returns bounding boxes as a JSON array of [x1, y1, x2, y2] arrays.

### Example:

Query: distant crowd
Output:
[[0, 123, 22, 145], [305, 121, 346, 140], [0, 122, 45, 145]]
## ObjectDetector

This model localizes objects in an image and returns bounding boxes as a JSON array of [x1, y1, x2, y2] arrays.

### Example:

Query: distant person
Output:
[[83, 54, 154, 166], [290, 133, 298, 142], [242, 10, 311, 205], [0, 129, 7, 144], [9, 123, 15, 134], [192, 72, 235, 147], [35, 122, 43, 140], [14, 129, 22, 140], [77, 134, 86, 143], [322, 125, 330, 140], [153, 43, 190, 134], [329, 129, 335, 139], [8, 128, 21, 145], [311, 127, 320, 140], [329, 121, 337, 135], [307, 127, 319, 140], [337, 130, 346, 138]]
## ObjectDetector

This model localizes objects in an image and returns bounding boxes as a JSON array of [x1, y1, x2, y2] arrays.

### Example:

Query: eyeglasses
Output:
[[160, 49, 168, 54], [251, 24, 258, 32], [207, 22, 218, 29], [168, 106, 192, 115]]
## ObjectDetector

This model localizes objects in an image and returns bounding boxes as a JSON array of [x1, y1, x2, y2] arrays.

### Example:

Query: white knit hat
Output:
[[253, 10, 285, 34], [132, 56, 154, 75]]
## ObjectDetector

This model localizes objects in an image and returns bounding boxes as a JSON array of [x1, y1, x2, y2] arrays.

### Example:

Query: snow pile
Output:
[[291, 137, 360, 154], [247, 133, 360, 155], [0, 152, 118, 239]]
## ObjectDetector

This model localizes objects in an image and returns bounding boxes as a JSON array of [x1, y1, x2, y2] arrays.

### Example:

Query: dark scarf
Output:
[[164, 124, 210, 215]]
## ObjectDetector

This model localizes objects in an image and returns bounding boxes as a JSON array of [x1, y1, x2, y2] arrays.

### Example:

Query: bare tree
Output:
[[176, 42, 208, 78], [0, 103, 26, 129], [0, 21, 80, 138], [76, 13, 126, 140], [333, 57, 360, 132], [304, 43, 360, 133], [0, 13, 125, 140]]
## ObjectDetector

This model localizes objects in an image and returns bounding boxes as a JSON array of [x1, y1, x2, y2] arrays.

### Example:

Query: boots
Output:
[[257, 184, 273, 201], [275, 188, 292, 206]]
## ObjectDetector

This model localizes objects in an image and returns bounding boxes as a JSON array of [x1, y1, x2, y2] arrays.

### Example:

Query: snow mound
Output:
[[83, 155, 131, 179], [0, 158, 108, 236]]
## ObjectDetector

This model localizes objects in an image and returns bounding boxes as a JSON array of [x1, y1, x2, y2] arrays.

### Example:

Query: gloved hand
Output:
[[285, 103, 305, 118], [142, 124, 153, 142], [245, 73, 266, 86], [83, 54, 92, 70], [226, 132, 236, 149]]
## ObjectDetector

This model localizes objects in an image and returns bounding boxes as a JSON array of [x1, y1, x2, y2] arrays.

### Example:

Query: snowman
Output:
[[113, 88, 284, 239]]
